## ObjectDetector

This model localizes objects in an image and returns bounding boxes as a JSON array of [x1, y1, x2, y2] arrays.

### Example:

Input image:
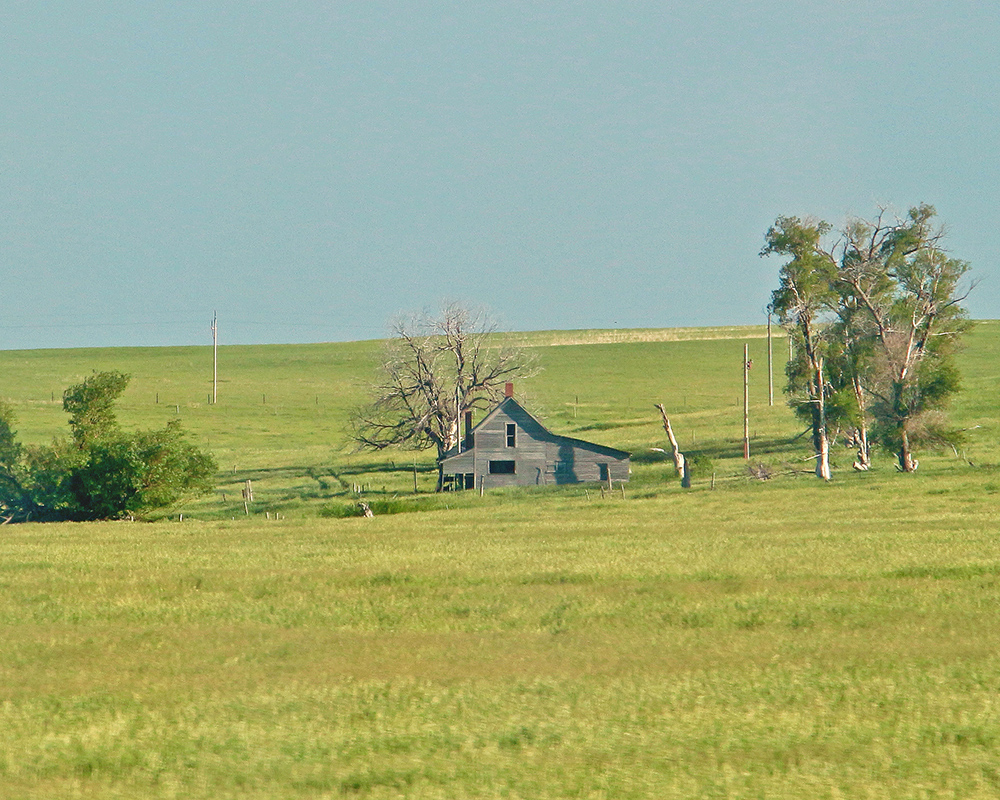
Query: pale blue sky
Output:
[[2, 1, 996, 349]]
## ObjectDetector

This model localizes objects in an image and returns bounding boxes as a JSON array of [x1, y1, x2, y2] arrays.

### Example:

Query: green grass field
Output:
[[1, 323, 999, 798]]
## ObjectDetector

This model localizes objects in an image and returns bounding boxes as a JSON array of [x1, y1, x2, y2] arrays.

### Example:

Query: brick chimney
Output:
[[504, 382, 514, 398]]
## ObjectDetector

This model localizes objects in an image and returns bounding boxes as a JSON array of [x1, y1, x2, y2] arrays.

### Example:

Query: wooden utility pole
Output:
[[212, 311, 218, 405], [743, 343, 751, 460]]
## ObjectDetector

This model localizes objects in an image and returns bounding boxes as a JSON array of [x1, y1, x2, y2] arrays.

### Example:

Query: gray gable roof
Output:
[[440, 396, 630, 463]]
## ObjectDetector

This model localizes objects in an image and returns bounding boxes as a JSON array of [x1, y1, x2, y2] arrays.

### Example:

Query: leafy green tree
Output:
[[762, 216, 837, 480], [824, 289, 879, 469], [0, 399, 22, 470], [63, 370, 130, 447], [834, 204, 971, 471], [0, 401, 37, 522], [0, 373, 216, 522], [763, 204, 972, 474]]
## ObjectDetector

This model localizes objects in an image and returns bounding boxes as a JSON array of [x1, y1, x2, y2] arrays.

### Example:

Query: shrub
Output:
[[0, 373, 216, 522], [685, 452, 714, 478]]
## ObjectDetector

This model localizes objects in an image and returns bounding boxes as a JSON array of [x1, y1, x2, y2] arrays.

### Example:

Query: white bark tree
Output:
[[833, 204, 972, 471], [763, 204, 972, 475], [762, 216, 837, 481]]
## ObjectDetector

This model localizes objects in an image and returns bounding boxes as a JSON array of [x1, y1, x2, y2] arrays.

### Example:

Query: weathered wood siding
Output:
[[440, 398, 629, 489]]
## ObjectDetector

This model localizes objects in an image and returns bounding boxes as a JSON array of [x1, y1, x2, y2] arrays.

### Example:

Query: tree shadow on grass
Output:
[[633, 435, 811, 464], [338, 459, 437, 477], [226, 458, 437, 484]]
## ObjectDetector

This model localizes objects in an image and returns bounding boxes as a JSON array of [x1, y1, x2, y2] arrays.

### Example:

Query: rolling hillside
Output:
[[2, 321, 996, 519], [2, 323, 999, 798]]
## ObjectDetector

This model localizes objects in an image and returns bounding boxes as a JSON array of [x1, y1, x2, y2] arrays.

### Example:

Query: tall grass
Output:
[[3, 477, 1000, 797], [1, 324, 999, 797]]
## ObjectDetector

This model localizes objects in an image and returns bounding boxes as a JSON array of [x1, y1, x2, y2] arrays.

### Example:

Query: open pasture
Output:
[[1, 323, 999, 797]]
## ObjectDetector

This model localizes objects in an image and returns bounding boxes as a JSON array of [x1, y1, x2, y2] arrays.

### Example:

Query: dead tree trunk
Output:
[[655, 404, 691, 488], [851, 375, 871, 470], [898, 429, 918, 472], [812, 359, 832, 481]]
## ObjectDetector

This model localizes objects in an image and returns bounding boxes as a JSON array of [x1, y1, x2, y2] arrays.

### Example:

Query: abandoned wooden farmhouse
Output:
[[439, 384, 630, 490]]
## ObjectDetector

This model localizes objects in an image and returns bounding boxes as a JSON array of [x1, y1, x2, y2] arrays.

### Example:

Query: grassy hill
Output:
[[3, 320, 997, 517], [1, 323, 999, 798]]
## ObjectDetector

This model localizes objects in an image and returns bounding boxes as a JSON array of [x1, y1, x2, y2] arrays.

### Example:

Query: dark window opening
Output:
[[464, 473, 475, 489], [598, 463, 610, 482], [489, 460, 516, 475], [506, 423, 516, 448]]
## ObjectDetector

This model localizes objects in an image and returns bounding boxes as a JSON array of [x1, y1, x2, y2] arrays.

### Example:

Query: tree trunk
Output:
[[445, 416, 460, 454], [851, 375, 871, 470], [898, 429, 918, 472], [890, 381, 917, 472], [814, 360, 831, 481], [655, 404, 690, 488], [816, 429, 831, 480]]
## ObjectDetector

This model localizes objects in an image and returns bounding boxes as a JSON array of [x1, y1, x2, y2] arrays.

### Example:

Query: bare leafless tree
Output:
[[352, 303, 533, 471]]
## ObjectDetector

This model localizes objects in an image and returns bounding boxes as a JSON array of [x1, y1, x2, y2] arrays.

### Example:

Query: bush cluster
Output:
[[0, 372, 216, 522]]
